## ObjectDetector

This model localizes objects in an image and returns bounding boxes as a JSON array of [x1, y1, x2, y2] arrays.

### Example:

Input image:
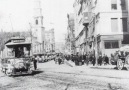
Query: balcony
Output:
[[83, 17, 89, 26], [82, 12, 89, 26]]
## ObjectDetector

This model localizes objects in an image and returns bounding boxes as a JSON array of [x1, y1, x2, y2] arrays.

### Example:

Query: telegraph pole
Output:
[[9, 14, 14, 37], [29, 23, 33, 56]]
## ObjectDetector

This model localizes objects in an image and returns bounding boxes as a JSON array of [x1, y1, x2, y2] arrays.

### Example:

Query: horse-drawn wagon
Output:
[[112, 45, 129, 70]]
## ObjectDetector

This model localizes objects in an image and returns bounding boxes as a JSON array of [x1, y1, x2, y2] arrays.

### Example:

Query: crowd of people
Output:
[[64, 53, 109, 66], [31, 50, 129, 70], [54, 52, 109, 66], [54, 53, 64, 65]]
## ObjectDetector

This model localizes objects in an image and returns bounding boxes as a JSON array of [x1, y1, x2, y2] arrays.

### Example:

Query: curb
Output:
[[64, 60, 75, 67], [64, 61, 115, 70], [89, 66, 115, 70]]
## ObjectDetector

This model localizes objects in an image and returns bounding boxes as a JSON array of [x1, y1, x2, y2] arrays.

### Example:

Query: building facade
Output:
[[45, 28, 55, 53], [74, 0, 129, 58], [55, 42, 65, 53], [65, 13, 75, 54], [73, 0, 88, 55]]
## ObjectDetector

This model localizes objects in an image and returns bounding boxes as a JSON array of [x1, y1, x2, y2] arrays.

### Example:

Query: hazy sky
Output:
[[0, 0, 74, 42]]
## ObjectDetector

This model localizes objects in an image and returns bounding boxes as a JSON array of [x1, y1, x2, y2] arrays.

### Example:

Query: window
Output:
[[105, 42, 111, 49], [121, 18, 128, 32], [105, 41, 119, 49], [121, 0, 126, 10], [112, 41, 119, 48], [111, 18, 118, 32], [111, 0, 117, 10], [122, 34, 129, 44], [36, 19, 38, 25]]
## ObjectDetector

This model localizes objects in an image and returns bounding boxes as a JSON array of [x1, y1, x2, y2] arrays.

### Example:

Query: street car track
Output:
[[7, 70, 124, 90], [0, 68, 128, 90]]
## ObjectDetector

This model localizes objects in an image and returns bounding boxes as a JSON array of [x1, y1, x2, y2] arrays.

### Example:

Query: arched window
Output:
[[36, 19, 38, 25]]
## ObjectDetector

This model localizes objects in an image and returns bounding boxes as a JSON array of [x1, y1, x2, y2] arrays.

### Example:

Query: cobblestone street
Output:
[[0, 60, 129, 90]]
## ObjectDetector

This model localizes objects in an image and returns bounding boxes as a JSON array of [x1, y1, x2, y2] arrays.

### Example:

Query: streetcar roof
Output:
[[5, 37, 25, 44], [6, 42, 31, 46]]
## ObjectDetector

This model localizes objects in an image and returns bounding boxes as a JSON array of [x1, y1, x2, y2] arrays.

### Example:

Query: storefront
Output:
[[98, 35, 123, 57]]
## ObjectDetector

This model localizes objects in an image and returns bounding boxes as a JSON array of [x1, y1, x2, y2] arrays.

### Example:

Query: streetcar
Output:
[[1, 37, 34, 76]]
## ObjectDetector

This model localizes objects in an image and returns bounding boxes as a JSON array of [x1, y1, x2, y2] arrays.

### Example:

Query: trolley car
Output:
[[1, 37, 33, 76]]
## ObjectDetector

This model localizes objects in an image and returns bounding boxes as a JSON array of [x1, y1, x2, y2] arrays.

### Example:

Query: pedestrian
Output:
[[45, 54, 47, 62], [68, 55, 70, 61], [85, 53, 89, 66], [53, 54, 55, 61], [98, 55, 102, 66], [74, 54, 77, 65], [114, 51, 119, 66], [105, 55, 109, 65], [92, 55, 96, 66], [61, 54, 65, 63], [32, 56, 37, 70], [103, 54, 106, 65], [73, 54, 76, 62], [75, 53, 79, 66], [89, 54, 93, 64], [79, 54, 82, 66], [83, 53, 86, 65], [58, 54, 62, 65], [55, 54, 59, 64], [41, 55, 45, 62], [71, 54, 74, 62]]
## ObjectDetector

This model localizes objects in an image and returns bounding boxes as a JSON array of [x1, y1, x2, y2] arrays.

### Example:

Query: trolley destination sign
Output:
[[13, 39, 25, 43]]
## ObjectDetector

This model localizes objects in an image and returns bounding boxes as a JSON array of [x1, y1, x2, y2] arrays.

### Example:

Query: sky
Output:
[[0, 0, 75, 42]]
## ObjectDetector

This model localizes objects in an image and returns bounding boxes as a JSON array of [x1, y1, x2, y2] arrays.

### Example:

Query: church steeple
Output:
[[32, 0, 45, 43], [33, 0, 43, 27]]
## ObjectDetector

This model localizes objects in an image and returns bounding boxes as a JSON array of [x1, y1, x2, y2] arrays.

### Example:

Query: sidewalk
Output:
[[39, 60, 129, 80], [63, 60, 129, 79], [64, 60, 115, 70], [89, 65, 115, 70]]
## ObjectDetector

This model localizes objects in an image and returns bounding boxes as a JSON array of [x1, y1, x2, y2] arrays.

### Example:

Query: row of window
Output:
[[111, 0, 126, 10], [77, 0, 127, 16], [111, 18, 128, 32], [104, 41, 119, 49], [83, 0, 127, 11], [104, 38, 129, 49]]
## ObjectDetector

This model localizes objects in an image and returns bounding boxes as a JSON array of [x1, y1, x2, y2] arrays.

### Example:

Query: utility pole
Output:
[[29, 23, 33, 56], [9, 14, 14, 37], [93, 13, 98, 66]]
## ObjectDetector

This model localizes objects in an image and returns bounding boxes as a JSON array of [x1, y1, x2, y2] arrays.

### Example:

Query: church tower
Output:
[[33, 0, 45, 43], [32, 0, 45, 53]]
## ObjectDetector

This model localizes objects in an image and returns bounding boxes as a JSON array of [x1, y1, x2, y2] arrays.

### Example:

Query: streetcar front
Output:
[[1, 37, 33, 76]]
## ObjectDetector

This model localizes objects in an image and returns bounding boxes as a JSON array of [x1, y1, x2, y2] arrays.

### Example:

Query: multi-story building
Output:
[[32, 0, 55, 55], [74, 0, 129, 58], [73, 0, 88, 55], [65, 31, 71, 54], [88, 0, 129, 57], [65, 13, 75, 54], [45, 28, 55, 53], [55, 42, 65, 53]]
